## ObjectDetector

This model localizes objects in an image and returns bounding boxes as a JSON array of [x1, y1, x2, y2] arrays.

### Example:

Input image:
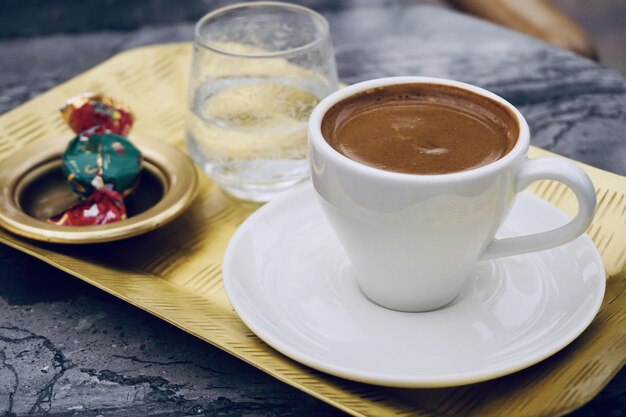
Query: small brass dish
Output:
[[0, 135, 198, 243]]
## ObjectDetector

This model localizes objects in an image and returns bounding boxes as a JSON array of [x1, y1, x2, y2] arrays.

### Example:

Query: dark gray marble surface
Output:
[[1, 3, 625, 416]]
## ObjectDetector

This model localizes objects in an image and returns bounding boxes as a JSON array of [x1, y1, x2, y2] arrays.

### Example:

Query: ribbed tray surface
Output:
[[1, 43, 625, 417]]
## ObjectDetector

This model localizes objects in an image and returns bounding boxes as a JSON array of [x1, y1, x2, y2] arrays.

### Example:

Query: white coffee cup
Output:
[[309, 77, 596, 312]]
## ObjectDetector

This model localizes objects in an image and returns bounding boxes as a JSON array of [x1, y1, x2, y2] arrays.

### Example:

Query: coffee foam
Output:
[[321, 84, 519, 175]]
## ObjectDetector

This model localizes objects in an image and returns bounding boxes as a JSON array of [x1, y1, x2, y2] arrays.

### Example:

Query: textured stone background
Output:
[[1, 1, 625, 416]]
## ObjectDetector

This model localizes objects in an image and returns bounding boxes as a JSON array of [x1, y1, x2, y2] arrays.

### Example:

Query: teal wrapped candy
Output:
[[62, 131, 142, 197]]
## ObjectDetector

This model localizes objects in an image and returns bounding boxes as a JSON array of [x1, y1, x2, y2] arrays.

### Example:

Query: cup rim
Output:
[[309, 76, 531, 183], [194, 1, 330, 59]]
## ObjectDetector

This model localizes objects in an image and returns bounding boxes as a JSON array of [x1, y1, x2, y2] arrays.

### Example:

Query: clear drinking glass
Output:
[[186, 1, 339, 201]]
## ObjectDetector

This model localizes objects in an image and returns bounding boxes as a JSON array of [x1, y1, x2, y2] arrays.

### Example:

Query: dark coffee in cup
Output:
[[321, 84, 519, 175]]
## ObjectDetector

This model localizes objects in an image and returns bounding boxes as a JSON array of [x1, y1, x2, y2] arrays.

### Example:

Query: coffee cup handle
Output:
[[482, 157, 596, 260]]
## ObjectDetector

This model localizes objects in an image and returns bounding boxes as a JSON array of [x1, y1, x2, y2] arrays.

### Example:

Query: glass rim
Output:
[[194, 1, 330, 58]]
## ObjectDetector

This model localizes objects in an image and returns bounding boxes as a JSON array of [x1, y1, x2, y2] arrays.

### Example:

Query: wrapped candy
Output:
[[62, 131, 142, 197], [61, 93, 135, 136], [52, 93, 141, 227], [48, 189, 126, 226]]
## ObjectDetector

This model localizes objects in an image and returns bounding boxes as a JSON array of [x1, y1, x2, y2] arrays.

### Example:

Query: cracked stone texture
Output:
[[1, 2, 626, 416], [0, 246, 336, 417]]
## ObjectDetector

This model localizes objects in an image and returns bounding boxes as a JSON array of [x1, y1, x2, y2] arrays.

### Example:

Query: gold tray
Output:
[[1, 43, 625, 417]]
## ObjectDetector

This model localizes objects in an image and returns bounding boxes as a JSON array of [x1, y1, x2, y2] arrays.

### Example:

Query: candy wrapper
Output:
[[62, 131, 142, 197], [61, 93, 135, 136], [48, 189, 127, 226]]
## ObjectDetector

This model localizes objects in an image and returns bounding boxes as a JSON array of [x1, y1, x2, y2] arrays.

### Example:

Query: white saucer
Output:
[[223, 183, 605, 388]]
